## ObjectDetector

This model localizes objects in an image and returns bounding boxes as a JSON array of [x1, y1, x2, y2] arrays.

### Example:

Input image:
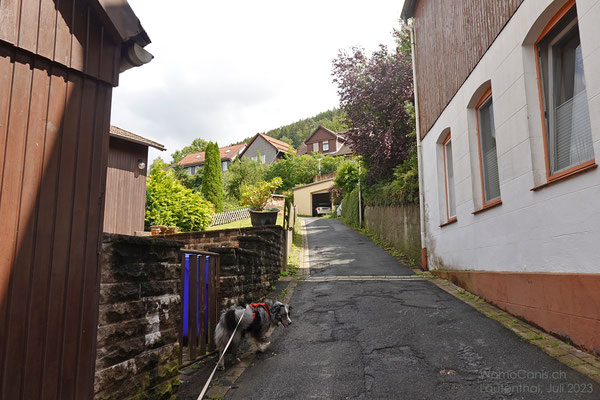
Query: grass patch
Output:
[[277, 288, 289, 301]]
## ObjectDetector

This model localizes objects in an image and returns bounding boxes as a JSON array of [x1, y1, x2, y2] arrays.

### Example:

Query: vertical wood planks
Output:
[[179, 253, 186, 366], [207, 255, 218, 352], [22, 66, 65, 400], [188, 255, 198, 361], [413, 0, 524, 138], [198, 256, 207, 356], [0, 0, 120, 86]]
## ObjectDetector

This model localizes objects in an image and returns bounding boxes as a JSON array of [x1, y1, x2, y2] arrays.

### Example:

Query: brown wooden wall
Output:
[[103, 137, 148, 235], [0, 0, 120, 86], [413, 0, 524, 138], [0, 1, 122, 398]]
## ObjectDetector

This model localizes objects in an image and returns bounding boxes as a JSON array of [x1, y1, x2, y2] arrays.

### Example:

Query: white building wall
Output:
[[421, 0, 600, 274]]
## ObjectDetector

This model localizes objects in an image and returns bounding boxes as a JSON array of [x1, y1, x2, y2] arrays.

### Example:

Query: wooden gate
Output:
[[179, 250, 220, 366]]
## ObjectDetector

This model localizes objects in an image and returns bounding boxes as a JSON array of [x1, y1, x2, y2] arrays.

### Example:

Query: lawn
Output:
[[206, 214, 284, 231]]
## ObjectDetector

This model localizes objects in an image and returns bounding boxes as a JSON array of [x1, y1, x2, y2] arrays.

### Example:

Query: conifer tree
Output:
[[201, 142, 224, 212]]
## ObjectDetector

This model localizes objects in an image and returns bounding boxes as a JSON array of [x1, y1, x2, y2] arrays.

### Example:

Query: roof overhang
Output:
[[89, 0, 153, 72], [109, 126, 165, 151], [292, 178, 335, 191], [401, 0, 418, 21]]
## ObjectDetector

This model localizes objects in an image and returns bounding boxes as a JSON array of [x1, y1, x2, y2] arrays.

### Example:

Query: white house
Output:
[[404, 0, 600, 353]]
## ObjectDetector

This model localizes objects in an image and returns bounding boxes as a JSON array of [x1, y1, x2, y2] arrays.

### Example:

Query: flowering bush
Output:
[[240, 177, 283, 211]]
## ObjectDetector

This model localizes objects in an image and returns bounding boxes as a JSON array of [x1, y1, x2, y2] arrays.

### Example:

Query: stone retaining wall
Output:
[[168, 226, 285, 307], [95, 234, 183, 400]]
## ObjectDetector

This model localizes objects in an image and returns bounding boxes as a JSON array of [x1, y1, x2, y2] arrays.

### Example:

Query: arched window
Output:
[[535, 0, 595, 180]]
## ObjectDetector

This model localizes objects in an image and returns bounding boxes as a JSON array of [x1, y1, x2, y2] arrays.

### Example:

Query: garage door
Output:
[[311, 193, 332, 216]]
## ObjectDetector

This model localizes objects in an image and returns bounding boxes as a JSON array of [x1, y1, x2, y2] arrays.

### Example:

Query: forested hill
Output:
[[232, 109, 348, 149]]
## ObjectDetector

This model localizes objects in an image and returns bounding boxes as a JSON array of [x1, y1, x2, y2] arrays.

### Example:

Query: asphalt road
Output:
[[226, 218, 600, 399]]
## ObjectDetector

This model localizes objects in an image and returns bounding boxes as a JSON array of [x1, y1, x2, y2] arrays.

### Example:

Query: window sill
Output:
[[440, 217, 457, 228], [472, 199, 502, 215], [531, 161, 597, 191]]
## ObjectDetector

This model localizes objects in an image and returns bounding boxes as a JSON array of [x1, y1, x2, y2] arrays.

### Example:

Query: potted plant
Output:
[[150, 221, 167, 236], [240, 177, 283, 226], [165, 226, 180, 235]]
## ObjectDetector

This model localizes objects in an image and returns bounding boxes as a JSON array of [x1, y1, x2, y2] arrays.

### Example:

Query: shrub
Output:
[[341, 187, 361, 228], [146, 161, 213, 232], [240, 177, 283, 211]]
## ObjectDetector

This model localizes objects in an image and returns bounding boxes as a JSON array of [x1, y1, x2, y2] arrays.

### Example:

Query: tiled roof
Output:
[[257, 133, 292, 153], [238, 133, 293, 158], [109, 125, 165, 150], [178, 143, 246, 166]]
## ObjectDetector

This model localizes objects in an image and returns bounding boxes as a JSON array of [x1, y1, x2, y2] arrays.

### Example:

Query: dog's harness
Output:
[[248, 303, 271, 322]]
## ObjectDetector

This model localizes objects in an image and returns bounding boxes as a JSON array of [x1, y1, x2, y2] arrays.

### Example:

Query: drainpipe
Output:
[[410, 24, 428, 270]]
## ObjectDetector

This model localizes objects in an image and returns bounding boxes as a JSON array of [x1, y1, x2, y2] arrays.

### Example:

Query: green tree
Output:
[[145, 161, 213, 231], [171, 138, 209, 164], [223, 158, 267, 202], [201, 142, 224, 212]]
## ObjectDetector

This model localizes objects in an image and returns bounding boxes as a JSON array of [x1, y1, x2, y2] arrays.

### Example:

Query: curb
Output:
[[428, 277, 600, 384]]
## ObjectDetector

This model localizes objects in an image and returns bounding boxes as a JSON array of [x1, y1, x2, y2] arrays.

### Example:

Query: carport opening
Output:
[[312, 193, 332, 216]]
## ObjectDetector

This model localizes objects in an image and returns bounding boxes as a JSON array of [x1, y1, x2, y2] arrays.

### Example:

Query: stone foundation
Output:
[[95, 234, 183, 400]]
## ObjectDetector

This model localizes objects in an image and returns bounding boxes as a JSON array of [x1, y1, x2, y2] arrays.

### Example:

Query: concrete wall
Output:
[[420, 0, 600, 274], [95, 234, 183, 400], [293, 179, 334, 216], [364, 206, 422, 267], [242, 136, 278, 164]]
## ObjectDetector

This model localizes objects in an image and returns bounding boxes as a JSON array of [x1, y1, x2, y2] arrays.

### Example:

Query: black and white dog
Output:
[[215, 300, 292, 370]]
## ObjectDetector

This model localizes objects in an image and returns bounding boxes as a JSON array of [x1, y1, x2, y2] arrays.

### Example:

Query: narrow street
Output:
[[226, 218, 599, 399]]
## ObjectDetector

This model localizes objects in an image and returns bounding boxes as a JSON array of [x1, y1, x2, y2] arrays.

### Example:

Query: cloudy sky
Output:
[[111, 0, 406, 163]]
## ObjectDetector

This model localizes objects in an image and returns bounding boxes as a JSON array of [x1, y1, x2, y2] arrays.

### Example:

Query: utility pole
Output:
[[358, 156, 362, 228]]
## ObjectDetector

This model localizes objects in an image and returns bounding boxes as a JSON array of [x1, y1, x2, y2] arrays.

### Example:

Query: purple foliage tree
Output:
[[332, 31, 414, 182]]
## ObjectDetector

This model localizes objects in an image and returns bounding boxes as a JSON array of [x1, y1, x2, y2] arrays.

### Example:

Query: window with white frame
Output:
[[189, 166, 196, 175], [537, 3, 594, 177], [476, 90, 501, 204], [313, 142, 319, 153], [443, 133, 457, 221], [322, 141, 329, 151], [261, 154, 266, 164]]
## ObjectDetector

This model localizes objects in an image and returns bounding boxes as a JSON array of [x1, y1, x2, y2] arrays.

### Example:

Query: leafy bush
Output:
[[146, 161, 213, 232], [265, 153, 346, 192], [201, 142, 224, 212], [341, 187, 361, 228], [364, 147, 419, 207], [240, 177, 283, 211], [223, 157, 267, 201]]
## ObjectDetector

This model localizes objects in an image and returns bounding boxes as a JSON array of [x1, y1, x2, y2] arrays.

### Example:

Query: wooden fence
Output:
[[210, 207, 251, 226], [179, 250, 220, 365]]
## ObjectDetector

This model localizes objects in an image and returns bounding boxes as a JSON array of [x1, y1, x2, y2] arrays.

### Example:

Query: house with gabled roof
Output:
[[296, 125, 354, 157], [178, 143, 246, 174], [238, 133, 293, 164]]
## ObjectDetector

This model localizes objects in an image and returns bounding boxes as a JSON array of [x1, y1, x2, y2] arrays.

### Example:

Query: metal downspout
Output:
[[410, 24, 428, 270]]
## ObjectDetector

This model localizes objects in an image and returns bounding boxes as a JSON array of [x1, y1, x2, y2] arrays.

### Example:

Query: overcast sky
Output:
[[111, 0, 406, 163]]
